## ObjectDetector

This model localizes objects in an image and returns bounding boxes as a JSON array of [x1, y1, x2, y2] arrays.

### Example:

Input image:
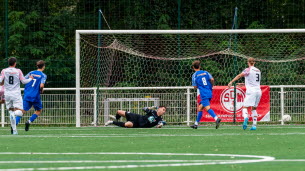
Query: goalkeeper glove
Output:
[[148, 106, 158, 110], [158, 121, 166, 125]]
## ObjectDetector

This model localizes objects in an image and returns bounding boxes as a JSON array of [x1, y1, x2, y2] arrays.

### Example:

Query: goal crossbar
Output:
[[76, 29, 305, 35]]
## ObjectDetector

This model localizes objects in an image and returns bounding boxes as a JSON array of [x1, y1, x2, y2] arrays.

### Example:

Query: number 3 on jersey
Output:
[[202, 77, 208, 85], [256, 73, 260, 82]]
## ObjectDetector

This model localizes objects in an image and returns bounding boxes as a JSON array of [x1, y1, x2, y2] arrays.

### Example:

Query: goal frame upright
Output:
[[75, 29, 305, 127]]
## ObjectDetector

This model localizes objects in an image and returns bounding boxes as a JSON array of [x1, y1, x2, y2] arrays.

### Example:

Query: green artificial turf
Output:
[[0, 125, 304, 171]]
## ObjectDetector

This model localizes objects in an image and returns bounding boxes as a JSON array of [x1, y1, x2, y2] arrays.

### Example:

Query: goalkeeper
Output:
[[105, 106, 166, 128]]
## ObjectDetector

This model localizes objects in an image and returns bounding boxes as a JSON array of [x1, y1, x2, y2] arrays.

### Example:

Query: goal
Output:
[[76, 29, 305, 127]]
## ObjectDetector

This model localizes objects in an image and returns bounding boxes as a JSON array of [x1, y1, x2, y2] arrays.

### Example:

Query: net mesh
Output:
[[78, 32, 305, 125], [80, 33, 304, 87]]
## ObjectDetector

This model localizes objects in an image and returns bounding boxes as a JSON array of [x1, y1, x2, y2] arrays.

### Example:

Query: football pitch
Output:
[[0, 125, 305, 171]]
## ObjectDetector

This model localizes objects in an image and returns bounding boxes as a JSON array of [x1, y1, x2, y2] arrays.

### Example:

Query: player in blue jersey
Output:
[[190, 60, 221, 129], [15, 60, 47, 131]]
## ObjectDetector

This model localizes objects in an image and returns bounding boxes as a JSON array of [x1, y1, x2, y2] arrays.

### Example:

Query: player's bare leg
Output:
[[14, 108, 25, 127], [13, 108, 26, 114]]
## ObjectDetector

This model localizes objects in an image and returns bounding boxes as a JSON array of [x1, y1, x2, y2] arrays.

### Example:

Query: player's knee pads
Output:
[[14, 110, 23, 117]]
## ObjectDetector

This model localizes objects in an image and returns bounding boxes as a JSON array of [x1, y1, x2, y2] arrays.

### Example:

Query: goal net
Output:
[[76, 30, 305, 127]]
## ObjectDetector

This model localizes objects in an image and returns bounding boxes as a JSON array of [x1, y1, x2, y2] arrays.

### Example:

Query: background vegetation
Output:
[[1, 0, 304, 87]]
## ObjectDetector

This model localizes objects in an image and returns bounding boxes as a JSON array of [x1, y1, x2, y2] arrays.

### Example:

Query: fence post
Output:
[[280, 86, 285, 125], [1, 103, 4, 127], [186, 87, 191, 126], [93, 88, 97, 126]]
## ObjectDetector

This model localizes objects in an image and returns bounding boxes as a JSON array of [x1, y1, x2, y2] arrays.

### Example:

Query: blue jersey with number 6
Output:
[[192, 70, 213, 99], [24, 71, 47, 102]]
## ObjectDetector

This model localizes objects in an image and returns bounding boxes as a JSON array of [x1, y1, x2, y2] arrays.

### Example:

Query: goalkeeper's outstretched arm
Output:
[[142, 106, 157, 113], [156, 122, 163, 128]]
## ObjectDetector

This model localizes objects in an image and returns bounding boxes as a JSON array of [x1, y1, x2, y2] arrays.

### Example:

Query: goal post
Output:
[[76, 31, 81, 127], [76, 29, 305, 127]]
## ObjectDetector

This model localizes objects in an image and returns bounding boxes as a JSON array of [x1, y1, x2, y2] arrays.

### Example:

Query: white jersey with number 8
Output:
[[0, 67, 27, 93], [0, 67, 32, 109]]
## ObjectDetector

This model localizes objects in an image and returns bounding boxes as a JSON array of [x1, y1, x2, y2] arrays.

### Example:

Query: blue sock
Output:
[[29, 114, 38, 123], [16, 116, 22, 125], [207, 109, 217, 118], [196, 111, 203, 123]]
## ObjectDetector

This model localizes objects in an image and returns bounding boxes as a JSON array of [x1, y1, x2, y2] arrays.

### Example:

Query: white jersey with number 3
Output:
[[243, 66, 261, 91], [243, 66, 262, 107]]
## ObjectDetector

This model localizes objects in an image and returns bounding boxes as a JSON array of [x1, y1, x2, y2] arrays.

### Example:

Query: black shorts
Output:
[[125, 112, 141, 128]]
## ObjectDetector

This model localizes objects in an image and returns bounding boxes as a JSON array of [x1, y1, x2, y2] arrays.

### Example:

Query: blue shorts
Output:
[[199, 98, 211, 107], [23, 100, 43, 111]]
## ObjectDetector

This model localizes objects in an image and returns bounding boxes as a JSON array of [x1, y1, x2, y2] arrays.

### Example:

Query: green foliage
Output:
[[247, 21, 266, 29], [1, 0, 305, 87]]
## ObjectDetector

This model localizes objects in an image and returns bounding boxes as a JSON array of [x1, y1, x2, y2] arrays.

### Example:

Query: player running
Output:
[[190, 60, 221, 129], [105, 106, 166, 128], [228, 57, 261, 130], [0, 57, 33, 135], [16, 60, 47, 131]]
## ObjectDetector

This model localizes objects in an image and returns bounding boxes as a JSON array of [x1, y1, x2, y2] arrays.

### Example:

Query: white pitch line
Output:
[[0, 152, 269, 157], [0, 152, 275, 171], [0, 162, 267, 171], [1, 159, 303, 164], [0, 160, 243, 164], [272, 159, 305, 162], [0, 126, 305, 131], [1, 132, 305, 138]]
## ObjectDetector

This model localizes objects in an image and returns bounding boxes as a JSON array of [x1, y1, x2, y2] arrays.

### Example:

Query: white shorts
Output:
[[5, 94, 23, 110], [243, 90, 262, 107]]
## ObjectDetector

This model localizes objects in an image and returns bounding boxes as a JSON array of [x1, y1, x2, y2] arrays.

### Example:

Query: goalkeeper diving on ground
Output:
[[105, 106, 166, 128]]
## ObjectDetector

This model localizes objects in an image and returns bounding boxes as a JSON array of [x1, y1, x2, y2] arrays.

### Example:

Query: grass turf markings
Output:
[[0, 152, 275, 171]]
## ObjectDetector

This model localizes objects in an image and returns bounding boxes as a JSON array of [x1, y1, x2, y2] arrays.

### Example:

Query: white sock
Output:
[[9, 111, 17, 131], [253, 117, 257, 126], [242, 108, 248, 119], [194, 121, 198, 125], [252, 110, 258, 126], [214, 116, 218, 121]]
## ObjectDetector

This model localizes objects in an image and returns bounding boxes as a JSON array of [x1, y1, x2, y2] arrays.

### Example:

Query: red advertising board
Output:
[[199, 86, 270, 122]]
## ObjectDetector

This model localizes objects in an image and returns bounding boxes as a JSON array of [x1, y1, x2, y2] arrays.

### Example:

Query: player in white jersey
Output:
[[0, 80, 5, 104], [0, 57, 33, 135], [228, 57, 262, 131]]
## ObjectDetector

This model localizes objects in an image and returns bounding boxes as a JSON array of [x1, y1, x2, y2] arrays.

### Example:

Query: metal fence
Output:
[[1, 86, 304, 127]]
